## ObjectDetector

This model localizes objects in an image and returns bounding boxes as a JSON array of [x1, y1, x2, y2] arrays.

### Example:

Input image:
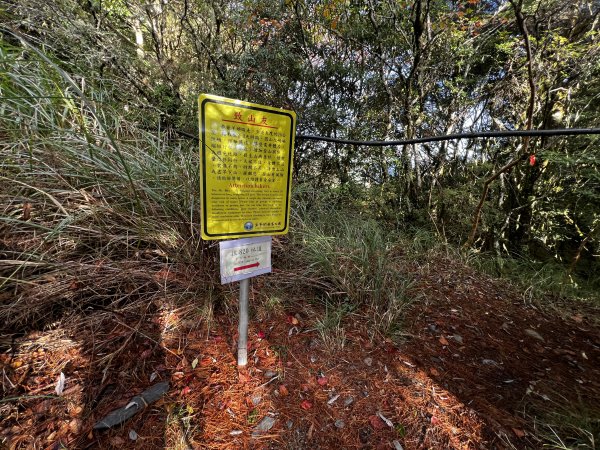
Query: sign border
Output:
[[199, 95, 295, 239]]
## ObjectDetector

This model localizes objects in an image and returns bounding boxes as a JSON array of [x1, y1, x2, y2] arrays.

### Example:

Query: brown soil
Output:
[[1, 258, 599, 449]]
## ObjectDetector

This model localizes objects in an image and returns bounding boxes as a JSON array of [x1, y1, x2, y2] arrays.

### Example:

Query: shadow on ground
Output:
[[2, 257, 599, 449]]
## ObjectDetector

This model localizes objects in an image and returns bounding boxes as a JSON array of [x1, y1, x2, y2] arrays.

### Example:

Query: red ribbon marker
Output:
[[234, 262, 260, 272]]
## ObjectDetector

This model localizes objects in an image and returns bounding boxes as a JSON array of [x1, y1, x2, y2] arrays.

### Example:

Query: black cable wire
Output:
[[174, 129, 199, 141], [179, 127, 600, 146], [295, 128, 600, 146]]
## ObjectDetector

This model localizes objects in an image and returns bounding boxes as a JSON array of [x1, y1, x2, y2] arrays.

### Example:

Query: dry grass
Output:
[[0, 39, 217, 340]]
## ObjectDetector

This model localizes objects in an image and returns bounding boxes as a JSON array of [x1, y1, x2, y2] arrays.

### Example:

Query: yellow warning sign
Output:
[[198, 94, 296, 240]]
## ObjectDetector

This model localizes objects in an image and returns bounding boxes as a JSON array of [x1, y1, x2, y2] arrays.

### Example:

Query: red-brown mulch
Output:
[[1, 258, 599, 449]]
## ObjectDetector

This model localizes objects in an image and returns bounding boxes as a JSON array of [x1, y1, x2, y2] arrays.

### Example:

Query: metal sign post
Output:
[[237, 278, 250, 366], [219, 236, 272, 366]]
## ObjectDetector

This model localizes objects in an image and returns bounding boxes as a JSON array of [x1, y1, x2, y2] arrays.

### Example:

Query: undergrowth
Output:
[[289, 185, 416, 341], [467, 252, 600, 307], [0, 40, 210, 334], [532, 397, 600, 450]]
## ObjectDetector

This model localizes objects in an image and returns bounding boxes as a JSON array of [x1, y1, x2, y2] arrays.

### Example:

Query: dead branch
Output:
[[464, 0, 537, 249]]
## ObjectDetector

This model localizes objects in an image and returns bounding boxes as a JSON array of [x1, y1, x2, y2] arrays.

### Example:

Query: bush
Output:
[[289, 186, 415, 339]]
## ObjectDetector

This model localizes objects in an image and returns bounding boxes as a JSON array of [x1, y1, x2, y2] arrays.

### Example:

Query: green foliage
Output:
[[2, 0, 598, 323], [290, 186, 414, 339], [6, 0, 598, 282], [468, 252, 599, 304], [533, 397, 600, 450], [1, 39, 199, 247], [313, 299, 352, 352]]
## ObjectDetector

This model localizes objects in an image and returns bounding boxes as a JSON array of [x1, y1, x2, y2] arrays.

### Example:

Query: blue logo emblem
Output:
[[244, 221, 253, 231]]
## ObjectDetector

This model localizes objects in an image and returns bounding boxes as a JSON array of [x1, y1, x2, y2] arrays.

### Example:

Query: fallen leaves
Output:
[[171, 371, 184, 381], [180, 386, 191, 396], [238, 371, 251, 383], [69, 405, 83, 417], [300, 400, 312, 410], [55, 372, 66, 396], [327, 394, 340, 405], [524, 329, 544, 342], [451, 334, 463, 344], [4, 257, 600, 450], [369, 414, 385, 430], [512, 428, 525, 438], [68, 418, 82, 434], [377, 411, 393, 427], [22, 202, 32, 220], [253, 416, 276, 434]]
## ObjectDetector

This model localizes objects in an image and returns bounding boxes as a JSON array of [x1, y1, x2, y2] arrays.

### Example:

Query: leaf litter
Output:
[[1, 255, 599, 449]]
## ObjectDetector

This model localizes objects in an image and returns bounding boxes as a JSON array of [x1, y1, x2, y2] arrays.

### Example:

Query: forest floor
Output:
[[1, 256, 599, 449]]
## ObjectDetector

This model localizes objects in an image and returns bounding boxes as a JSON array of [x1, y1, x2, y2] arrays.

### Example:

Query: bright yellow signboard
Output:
[[198, 94, 296, 240]]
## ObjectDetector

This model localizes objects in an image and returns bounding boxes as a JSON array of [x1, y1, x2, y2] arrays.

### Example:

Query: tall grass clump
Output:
[[466, 251, 600, 306], [0, 39, 208, 332], [532, 397, 600, 449], [290, 185, 415, 339]]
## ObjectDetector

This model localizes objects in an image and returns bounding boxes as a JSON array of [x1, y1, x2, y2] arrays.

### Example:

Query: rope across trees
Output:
[[178, 127, 600, 145], [178, 126, 600, 248], [295, 128, 600, 146]]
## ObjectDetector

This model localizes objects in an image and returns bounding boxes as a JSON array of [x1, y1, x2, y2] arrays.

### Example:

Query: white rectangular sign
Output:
[[219, 236, 272, 284]]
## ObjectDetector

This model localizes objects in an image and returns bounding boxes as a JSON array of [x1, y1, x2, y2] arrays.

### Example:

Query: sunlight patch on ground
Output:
[[1, 330, 87, 447]]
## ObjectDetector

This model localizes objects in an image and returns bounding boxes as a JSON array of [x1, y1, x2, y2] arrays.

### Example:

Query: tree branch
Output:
[[464, 0, 537, 249]]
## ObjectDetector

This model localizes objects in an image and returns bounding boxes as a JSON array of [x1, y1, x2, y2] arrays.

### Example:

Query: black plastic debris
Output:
[[93, 381, 169, 430]]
